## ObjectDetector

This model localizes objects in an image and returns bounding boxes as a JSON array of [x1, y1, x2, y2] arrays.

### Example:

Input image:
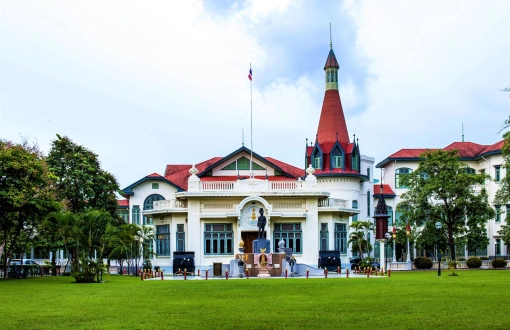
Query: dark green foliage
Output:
[[46, 135, 120, 217], [398, 150, 495, 261], [491, 258, 507, 268], [466, 257, 482, 268], [413, 257, 433, 269], [480, 256, 490, 260], [458, 257, 466, 261], [0, 139, 60, 278]]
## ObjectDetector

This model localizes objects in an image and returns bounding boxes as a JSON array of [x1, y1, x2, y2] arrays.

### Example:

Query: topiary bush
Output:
[[466, 257, 482, 268], [458, 257, 466, 261], [413, 257, 433, 269], [492, 258, 507, 269], [480, 256, 490, 260]]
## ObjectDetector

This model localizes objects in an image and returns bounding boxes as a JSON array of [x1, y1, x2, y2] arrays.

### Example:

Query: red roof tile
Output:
[[147, 173, 163, 178], [443, 142, 488, 157], [265, 157, 304, 178], [117, 199, 129, 207], [164, 157, 224, 191], [316, 90, 350, 147], [388, 148, 431, 158], [479, 140, 505, 155], [372, 184, 395, 197]]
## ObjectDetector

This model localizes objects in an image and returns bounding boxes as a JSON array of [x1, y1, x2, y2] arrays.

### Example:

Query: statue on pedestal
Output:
[[257, 208, 267, 238]]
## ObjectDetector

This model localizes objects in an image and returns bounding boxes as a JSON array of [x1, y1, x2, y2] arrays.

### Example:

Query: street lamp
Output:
[[392, 224, 397, 262], [385, 232, 391, 272], [406, 220, 412, 270], [435, 222, 442, 277]]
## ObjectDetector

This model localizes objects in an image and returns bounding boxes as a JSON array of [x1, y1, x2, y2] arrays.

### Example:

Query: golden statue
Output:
[[260, 254, 266, 265], [251, 207, 256, 220], [260, 248, 266, 253], [239, 239, 244, 248]]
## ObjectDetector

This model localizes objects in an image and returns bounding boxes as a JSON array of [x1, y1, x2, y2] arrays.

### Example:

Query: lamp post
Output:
[[385, 232, 391, 272], [392, 224, 397, 262], [435, 222, 442, 277], [406, 221, 412, 270]]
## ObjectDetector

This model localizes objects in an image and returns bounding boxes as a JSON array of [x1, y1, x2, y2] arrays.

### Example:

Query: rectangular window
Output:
[[367, 191, 371, 216], [319, 223, 328, 250], [334, 223, 347, 253], [495, 166, 501, 182], [176, 224, 185, 252], [156, 225, 170, 256], [314, 157, 321, 169], [332, 156, 342, 168], [496, 206, 501, 223], [118, 209, 129, 223], [468, 247, 487, 257], [152, 183, 159, 189], [274, 223, 302, 254], [387, 207, 393, 227], [395, 168, 412, 188], [204, 223, 233, 255], [132, 206, 140, 225], [496, 239, 501, 255], [143, 216, 153, 226]]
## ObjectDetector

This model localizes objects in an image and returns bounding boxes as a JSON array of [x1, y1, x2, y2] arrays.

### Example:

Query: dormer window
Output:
[[312, 148, 322, 170], [351, 152, 359, 171], [221, 156, 265, 170], [331, 145, 344, 169]]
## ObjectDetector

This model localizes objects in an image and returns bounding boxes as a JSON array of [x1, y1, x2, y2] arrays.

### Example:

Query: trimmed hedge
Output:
[[466, 257, 482, 268], [413, 257, 433, 269], [480, 256, 490, 260], [492, 258, 507, 268]]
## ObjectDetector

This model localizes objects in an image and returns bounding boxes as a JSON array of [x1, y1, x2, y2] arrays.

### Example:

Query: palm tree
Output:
[[348, 221, 373, 259], [135, 225, 155, 271]]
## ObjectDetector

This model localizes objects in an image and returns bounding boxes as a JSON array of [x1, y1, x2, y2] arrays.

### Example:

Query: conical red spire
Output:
[[316, 90, 350, 147]]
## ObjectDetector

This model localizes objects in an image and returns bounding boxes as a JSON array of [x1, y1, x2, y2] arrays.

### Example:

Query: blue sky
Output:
[[1, 0, 509, 188]]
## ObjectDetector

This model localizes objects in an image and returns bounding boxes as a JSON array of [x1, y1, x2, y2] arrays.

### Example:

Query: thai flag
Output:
[[248, 68, 252, 81]]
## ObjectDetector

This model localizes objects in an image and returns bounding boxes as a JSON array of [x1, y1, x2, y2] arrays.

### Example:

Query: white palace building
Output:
[[118, 43, 376, 272], [117, 42, 507, 272]]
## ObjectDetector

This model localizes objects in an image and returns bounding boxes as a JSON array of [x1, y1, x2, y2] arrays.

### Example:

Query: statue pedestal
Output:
[[254, 253, 272, 278], [253, 238, 271, 254], [256, 264, 272, 278]]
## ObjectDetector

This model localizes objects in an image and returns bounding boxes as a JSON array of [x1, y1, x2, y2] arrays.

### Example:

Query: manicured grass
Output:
[[1, 270, 509, 329]]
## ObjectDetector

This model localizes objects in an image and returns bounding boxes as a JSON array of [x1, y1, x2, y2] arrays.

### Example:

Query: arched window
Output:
[[464, 167, 476, 174], [367, 168, 371, 181], [395, 168, 413, 188], [143, 194, 165, 225]]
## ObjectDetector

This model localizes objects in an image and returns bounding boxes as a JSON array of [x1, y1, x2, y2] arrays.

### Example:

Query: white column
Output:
[[379, 240, 385, 271], [305, 197, 319, 266], [187, 200, 202, 266]]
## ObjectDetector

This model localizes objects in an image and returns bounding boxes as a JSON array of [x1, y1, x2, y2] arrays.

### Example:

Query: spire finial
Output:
[[462, 122, 464, 142], [330, 23, 332, 49], [336, 132, 338, 142]]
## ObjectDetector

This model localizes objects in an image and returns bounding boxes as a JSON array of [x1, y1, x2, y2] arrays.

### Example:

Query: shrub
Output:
[[413, 257, 433, 269], [466, 257, 482, 268], [480, 256, 490, 260], [458, 257, 466, 261], [492, 258, 507, 269]]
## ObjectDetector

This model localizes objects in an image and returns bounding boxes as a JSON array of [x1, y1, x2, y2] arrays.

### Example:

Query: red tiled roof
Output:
[[164, 157, 223, 191], [265, 157, 304, 178], [388, 148, 431, 158], [479, 140, 505, 155], [147, 173, 163, 178], [117, 199, 129, 207], [372, 184, 395, 197], [324, 49, 339, 69], [443, 142, 488, 157], [316, 90, 350, 149]]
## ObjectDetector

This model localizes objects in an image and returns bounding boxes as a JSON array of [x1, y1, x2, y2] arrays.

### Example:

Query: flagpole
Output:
[[250, 63, 253, 179]]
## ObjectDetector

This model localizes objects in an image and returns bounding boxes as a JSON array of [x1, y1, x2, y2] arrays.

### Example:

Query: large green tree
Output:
[[398, 149, 495, 261], [0, 139, 59, 278], [348, 221, 373, 259], [46, 135, 120, 216], [496, 116, 510, 247]]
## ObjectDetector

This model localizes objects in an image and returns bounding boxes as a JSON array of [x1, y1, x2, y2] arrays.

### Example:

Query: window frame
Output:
[[156, 225, 170, 256], [204, 223, 234, 256], [273, 223, 303, 254], [334, 223, 347, 254]]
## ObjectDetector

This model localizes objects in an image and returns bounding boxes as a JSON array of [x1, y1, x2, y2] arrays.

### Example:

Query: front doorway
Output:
[[241, 231, 259, 254]]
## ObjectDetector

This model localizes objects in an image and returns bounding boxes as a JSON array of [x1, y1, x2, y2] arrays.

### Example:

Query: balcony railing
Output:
[[319, 198, 348, 208], [198, 179, 305, 192], [153, 199, 188, 210]]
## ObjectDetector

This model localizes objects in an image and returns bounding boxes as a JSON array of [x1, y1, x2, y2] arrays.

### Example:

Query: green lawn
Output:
[[1, 271, 509, 329]]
